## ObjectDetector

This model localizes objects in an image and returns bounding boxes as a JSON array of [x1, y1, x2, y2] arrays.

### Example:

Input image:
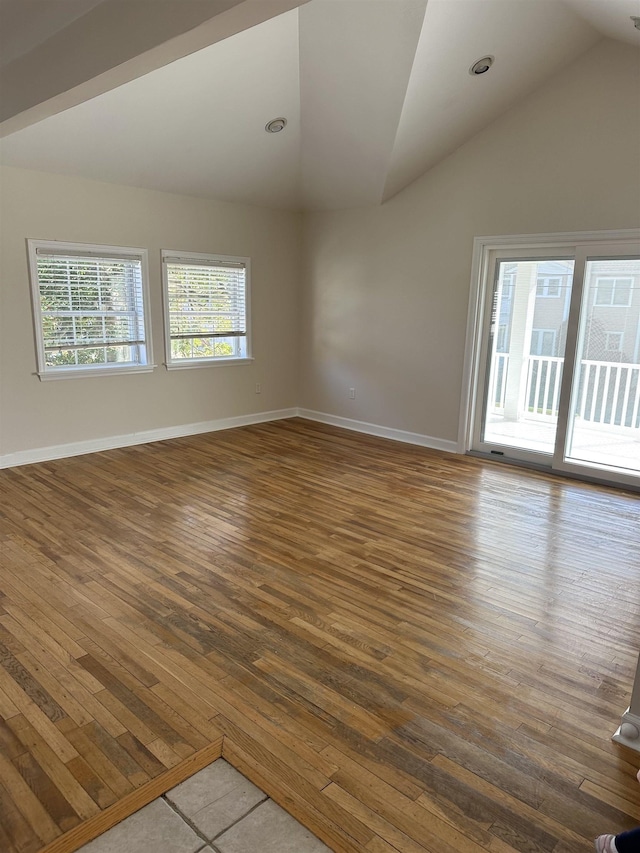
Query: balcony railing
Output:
[[525, 356, 564, 420], [488, 353, 509, 412], [490, 354, 640, 430], [576, 359, 640, 429]]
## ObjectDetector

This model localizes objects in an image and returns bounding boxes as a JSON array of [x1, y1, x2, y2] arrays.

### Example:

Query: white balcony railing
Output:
[[488, 353, 509, 412], [525, 356, 564, 420], [576, 360, 640, 429], [491, 354, 640, 430]]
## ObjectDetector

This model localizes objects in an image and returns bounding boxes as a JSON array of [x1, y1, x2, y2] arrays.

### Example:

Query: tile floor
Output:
[[77, 759, 332, 853]]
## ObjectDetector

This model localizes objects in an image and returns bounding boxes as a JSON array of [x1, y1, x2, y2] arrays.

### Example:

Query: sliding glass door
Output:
[[480, 256, 574, 457], [560, 253, 640, 479], [467, 234, 640, 487]]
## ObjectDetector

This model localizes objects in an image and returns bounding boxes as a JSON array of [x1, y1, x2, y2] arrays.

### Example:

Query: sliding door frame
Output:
[[469, 245, 575, 465], [459, 228, 640, 487], [553, 242, 640, 488]]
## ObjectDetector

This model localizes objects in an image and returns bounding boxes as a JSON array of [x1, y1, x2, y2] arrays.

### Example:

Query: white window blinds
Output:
[[163, 253, 249, 364], [28, 242, 152, 377]]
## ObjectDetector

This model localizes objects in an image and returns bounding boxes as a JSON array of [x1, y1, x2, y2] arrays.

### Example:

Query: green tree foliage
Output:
[[168, 264, 244, 359], [38, 257, 141, 367]]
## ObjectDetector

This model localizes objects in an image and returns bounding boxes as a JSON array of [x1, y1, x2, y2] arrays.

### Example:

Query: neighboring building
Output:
[[497, 261, 640, 364]]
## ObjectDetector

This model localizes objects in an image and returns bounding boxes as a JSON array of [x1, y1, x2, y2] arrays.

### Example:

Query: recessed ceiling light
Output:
[[469, 56, 494, 76], [631, 16, 640, 30], [265, 117, 287, 133]]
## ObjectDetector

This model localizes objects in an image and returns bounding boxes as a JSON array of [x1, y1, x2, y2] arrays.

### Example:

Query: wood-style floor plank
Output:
[[0, 418, 639, 852]]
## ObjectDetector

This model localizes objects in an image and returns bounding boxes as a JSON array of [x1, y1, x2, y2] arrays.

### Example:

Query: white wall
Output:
[[0, 167, 301, 460], [299, 39, 640, 444]]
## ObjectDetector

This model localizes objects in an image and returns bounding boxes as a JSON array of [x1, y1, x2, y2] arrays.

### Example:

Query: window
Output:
[[530, 329, 557, 356], [604, 331, 624, 352], [536, 276, 562, 297], [27, 240, 153, 379], [162, 251, 250, 367], [500, 268, 516, 297], [594, 277, 633, 307]]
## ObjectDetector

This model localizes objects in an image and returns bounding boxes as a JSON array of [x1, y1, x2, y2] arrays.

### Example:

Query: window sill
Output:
[[36, 365, 157, 381], [164, 358, 254, 370]]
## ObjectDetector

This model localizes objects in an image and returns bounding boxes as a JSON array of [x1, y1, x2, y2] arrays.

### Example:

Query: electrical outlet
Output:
[[255, 383, 261, 394], [348, 388, 356, 399]]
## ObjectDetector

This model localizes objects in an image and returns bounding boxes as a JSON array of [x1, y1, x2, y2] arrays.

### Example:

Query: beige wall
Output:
[[2, 39, 639, 462], [299, 39, 640, 443], [0, 166, 301, 458]]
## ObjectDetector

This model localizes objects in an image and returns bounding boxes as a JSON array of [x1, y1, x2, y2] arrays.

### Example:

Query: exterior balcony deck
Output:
[[486, 355, 640, 473], [485, 413, 640, 471]]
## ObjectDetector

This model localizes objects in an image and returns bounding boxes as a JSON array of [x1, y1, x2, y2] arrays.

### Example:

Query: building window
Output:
[[594, 277, 633, 307], [162, 251, 250, 367], [530, 329, 557, 356], [604, 331, 624, 352], [500, 268, 516, 298], [27, 240, 153, 379], [536, 276, 562, 297]]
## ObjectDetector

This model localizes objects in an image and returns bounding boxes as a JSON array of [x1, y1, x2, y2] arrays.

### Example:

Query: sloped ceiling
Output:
[[0, 0, 105, 66], [1, 0, 638, 211]]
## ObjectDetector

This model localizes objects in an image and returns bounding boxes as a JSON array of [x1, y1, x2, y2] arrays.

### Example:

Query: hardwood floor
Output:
[[0, 417, 638, 853]]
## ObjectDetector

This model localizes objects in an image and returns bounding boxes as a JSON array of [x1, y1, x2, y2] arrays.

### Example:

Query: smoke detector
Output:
[[265, 117, 287, 133], [469, 56, 494, 76]]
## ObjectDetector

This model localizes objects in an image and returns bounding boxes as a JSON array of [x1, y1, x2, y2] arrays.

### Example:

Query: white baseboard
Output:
[[0, 408, 298, 469], [297, 408, 457, 453], [0, 406, 457, 469], [612, 708, 640, 754]]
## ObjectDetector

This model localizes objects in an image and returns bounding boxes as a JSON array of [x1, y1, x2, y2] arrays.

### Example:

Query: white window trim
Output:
[[594, 276, 633, 308], [604, 331, 624, 351], [27, 239, 155, 380], [496, 324, 509, 351], [161, 249, 252, 369], [536, 276, 563, 297], [530, 328, 557, 356]]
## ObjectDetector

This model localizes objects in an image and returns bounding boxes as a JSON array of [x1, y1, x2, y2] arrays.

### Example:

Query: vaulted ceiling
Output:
[[1, 0, 638, 211]]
